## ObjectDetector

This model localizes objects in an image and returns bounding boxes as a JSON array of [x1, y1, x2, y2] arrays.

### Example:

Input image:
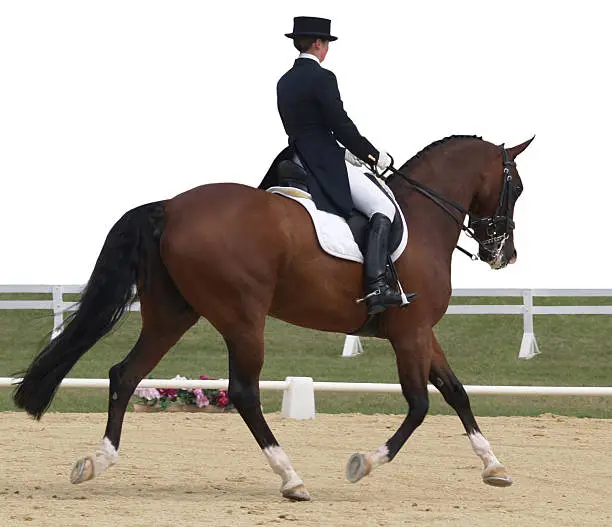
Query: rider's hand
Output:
[[376, 151, 392, 172], [344, 149, 363, 167]]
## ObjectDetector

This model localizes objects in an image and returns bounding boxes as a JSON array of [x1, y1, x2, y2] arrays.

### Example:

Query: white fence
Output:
[[2, 286, 612, 359], [1, 376, 611, 420], [343, 288, 612, 359], [0, 284, 141, 339], [2, 286, 612, 418]]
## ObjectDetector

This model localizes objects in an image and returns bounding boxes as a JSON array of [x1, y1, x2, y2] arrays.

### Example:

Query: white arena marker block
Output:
[[281, 377, 315, 420], [342, 336, 364, 357], [518, 332, 540, 360]]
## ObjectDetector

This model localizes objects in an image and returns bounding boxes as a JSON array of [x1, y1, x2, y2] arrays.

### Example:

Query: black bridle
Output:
[[380, 146, 523, 262]]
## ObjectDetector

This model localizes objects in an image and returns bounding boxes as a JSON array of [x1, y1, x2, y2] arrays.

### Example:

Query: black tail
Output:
[[13, 201, 166, 419]]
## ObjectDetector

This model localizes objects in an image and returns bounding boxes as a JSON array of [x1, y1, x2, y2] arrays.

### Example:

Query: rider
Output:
[[277, 16, 417, 315]]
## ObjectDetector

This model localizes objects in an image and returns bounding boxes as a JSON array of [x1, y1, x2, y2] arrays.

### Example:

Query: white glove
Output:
[[344, 149, 363, 167], [376, 151, 392, 172]]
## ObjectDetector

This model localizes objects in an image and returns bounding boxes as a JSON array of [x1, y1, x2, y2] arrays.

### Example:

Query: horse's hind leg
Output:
[[224, 327, 310, 501], [428, 334, 512, 487], [70, 287, 198, 484]]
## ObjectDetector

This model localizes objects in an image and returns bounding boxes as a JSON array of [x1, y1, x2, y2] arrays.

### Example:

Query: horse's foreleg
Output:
[[70, 295, 197, 485], [225, 332, 310, 502], [429, 334, 512, 487], [347, 331, 431, 483]]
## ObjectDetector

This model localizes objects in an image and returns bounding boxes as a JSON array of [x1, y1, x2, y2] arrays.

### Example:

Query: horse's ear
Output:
[[507, 135, 535, 160]]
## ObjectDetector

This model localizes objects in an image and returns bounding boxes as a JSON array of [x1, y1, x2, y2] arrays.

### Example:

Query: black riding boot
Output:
[[364, 213, 417, 315]]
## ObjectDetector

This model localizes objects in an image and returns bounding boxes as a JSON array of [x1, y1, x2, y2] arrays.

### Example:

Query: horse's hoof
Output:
[[346, 453, 372, 483], [482, 464, 513, 487], [282, 484, 311, 501], [70, 456, 95, 484]]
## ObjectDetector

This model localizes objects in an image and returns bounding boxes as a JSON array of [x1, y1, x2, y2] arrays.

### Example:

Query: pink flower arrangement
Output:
[[158, 388, 178, 399], [193, 389, 209, 408], [217, 392, 230, 407], [133, 374, 233, 411], [134, 387, 161, 401]]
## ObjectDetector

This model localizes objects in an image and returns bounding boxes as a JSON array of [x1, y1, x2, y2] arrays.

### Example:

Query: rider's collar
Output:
[[298, 53, 320, 64]]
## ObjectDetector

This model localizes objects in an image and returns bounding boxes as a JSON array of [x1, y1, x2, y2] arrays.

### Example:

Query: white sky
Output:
[[1, 1, 610, 288]]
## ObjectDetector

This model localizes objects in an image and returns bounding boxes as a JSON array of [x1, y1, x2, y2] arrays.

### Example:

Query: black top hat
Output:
[[285, 16, 338, 42]]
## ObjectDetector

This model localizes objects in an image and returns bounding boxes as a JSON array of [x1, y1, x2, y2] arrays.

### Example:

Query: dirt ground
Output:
[[0, 412, 610, 527]]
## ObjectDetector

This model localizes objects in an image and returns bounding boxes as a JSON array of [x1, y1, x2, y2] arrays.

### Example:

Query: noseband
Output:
[[466, 146, 523, 261], [383, 146, 522, 261]]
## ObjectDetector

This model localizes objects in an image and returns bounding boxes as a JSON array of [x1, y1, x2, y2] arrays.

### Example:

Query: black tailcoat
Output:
[[260, 58, 380, 218]]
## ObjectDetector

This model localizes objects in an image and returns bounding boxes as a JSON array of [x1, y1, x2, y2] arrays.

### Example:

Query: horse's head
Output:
[[468, 137, 534, 269]]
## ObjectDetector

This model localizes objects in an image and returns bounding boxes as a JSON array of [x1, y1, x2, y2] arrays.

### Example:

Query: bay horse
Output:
[[13, 134, 533, 501]]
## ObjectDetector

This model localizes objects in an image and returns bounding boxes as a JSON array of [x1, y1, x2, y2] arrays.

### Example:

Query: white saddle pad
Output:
[[266, 179, 407, 264]]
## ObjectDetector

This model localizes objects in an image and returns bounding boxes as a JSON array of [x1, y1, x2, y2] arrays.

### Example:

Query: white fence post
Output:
[[518, 289, 540, 360], [51, 285, 64, 340], [342, 335, 363, 357], [280, 377, 315, 420]]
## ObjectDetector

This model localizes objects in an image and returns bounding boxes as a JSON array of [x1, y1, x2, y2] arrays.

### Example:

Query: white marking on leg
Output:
[[91, 437, 118, 476], [263, 446, 303, 493], [368, 444, 390, 470], [468, 432, 500, 469]]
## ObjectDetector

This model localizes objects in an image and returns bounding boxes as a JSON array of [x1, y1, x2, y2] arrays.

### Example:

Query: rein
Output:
[[377, 148, 519, 261], [385, 167, 480, 260], [380, 160, 485, 262]]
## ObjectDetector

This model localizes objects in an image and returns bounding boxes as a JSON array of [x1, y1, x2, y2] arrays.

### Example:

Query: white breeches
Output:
[[346, 162, 396, 221]]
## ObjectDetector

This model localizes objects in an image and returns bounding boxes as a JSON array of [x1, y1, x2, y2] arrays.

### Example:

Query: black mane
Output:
[[398, 135, 483, 172]]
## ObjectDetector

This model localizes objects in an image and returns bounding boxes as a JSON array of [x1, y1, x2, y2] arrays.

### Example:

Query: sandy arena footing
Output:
[[0, 412, 610, 526]]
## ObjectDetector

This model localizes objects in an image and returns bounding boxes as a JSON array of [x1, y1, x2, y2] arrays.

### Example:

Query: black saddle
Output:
[[276, 154, 404, 255], [277, 155, 310, 193]]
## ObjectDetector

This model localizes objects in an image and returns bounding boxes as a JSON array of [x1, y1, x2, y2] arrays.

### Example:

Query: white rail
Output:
[[342, 288, 612, 360], [3, 286, 612, 359], [1, 377, 611, 420]]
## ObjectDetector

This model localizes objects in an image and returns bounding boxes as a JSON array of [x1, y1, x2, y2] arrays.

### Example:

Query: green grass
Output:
[[1, 294, 611, 417]]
